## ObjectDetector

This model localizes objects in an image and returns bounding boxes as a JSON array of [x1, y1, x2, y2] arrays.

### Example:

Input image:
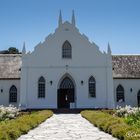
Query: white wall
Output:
[[21, 67, 111, 109], [20, 21, 115, 109], [114, 79, 140, 107], [0, 79, 20, 107]]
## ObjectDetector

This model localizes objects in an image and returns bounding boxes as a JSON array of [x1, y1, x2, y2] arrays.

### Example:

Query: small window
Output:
[[38, 76, 45, 98], [9, 85, 17, 103], [116, 85, 125, 102], [89, 76, 96, 97], [62, 41, 72, 58]]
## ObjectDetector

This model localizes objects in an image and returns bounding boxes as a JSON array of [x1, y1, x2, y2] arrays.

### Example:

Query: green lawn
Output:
[[0, 110, 53, 140], [81, 110, 140, 140]]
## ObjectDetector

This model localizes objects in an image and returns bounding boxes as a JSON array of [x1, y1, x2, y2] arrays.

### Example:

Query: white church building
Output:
[[0, 11, 140, 110]]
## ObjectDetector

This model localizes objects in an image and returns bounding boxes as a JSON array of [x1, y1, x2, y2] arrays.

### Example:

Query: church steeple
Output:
[[71, 10, 75, 26], [22, 42, 26, 54], [58, 10, 62, 26], [107, 42, 111, 54]]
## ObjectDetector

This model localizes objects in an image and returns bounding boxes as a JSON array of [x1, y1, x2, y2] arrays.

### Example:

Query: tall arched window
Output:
[[89, 76, 96, 97], [9, 85, 17, 103], [38, 76, 45, 98], [62, 40, 72, 58], [116, 85, 125, 102]]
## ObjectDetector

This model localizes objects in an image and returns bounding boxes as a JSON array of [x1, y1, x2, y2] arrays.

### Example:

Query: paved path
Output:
[[18, 114, 117, 140]]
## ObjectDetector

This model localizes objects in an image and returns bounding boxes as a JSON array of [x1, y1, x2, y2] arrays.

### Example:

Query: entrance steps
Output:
[[51, 108, 95, 114]]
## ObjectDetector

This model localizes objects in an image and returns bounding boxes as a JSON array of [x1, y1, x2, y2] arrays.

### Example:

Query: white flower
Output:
[[0, 105, 20, 120], [115, 105, 140, 117]]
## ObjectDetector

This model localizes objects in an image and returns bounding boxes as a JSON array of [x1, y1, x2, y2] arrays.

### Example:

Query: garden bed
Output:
[[81, 110, 140, 140], [0, 110, 53, 140]]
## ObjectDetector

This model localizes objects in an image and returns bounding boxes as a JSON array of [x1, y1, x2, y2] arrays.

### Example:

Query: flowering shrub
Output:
[[115, 105, 140, 128], [0, 105, 19, 121], [115, 105, 139, 117]]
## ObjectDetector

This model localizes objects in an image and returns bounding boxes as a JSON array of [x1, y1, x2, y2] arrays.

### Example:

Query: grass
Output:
[[81, 110, 140, 140], [0, 110, 53, 140]]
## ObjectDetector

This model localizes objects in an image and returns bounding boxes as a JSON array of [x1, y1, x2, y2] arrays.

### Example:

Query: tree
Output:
[[8, 47, 19, 54], [0, 47, 20, 54]]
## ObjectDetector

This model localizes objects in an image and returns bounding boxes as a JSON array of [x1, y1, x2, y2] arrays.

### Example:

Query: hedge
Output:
[[81, 110, 140, 140], [0, 110, 53, 140]]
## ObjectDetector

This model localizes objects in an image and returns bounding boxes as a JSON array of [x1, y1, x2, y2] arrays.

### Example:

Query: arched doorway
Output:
[[137, 90, 140, 107], [57, 76, 75, 108]]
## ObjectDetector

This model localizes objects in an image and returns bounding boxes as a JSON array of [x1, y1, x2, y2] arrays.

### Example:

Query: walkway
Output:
[[18, 114, 117, 140]]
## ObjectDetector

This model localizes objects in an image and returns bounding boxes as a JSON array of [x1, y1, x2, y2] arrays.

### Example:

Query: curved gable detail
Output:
[[22, 21, 109, 68]]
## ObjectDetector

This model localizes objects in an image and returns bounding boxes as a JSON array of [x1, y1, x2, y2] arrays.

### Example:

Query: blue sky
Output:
[[0, 0, 140, 54]]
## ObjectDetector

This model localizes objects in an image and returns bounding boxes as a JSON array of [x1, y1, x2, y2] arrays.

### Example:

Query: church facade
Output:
[[0, 12, 140, 110]]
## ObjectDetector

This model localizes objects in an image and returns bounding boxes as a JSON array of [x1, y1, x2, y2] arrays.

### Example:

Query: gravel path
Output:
[[18, 114, 118, 140]]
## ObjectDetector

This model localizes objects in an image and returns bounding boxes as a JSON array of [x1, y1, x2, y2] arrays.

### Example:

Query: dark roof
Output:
[[0, 54, 21, 79], [112, 55, 140, 79], [0, 54, 140, 79]]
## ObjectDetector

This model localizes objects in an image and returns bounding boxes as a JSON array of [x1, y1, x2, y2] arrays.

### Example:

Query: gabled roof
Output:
[[0, 54, 21, 79], [112, 55, 140, 79], [0, 54, 140, 79]]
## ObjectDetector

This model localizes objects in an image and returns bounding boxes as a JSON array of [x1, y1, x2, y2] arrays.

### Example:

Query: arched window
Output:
[[89, 76, 96, 97], [38, 76, 45, 98], [62, 41, 72, 58], [60, 77, 74, 89], [116, 85, 125, 102], [9, 85, 17, 103]]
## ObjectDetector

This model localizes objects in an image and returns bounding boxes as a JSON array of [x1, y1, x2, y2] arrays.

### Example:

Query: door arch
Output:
[[137, 90, 140, 107], [57, 76, 75, 108]]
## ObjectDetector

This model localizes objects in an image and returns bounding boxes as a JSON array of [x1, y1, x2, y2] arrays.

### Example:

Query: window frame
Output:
[[62, 40, 72, 59], [88, 76, 96, 98], [38, 76, 46, 98], [9, 85, 17, 103], [116, 84, 125, 102]]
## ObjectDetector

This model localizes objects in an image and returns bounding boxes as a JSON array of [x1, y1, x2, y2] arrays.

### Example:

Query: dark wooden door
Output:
[[67, 89, 74, 102], [57, 89, 75, 108], [57, 89, 70, 108]]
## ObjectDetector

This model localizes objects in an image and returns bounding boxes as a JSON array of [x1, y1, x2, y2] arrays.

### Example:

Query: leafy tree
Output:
[[0, 47, 20, 54], [8, 47, 19, 54]]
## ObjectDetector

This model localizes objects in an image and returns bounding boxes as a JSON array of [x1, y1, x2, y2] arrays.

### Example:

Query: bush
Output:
[[101, 109, 116, 115], [0, 105, 19, 121], [0, 110, 53, 140], [81, 110, 140, 140], [115, 105, 139, 118], [115, 106, 140, 128]]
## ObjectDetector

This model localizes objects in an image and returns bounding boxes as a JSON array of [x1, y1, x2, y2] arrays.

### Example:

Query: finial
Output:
[[58, 10, 62, 26], [107, 42, 111, 54], [22, 42, 26, 54], [71, 10, 75, 26]]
